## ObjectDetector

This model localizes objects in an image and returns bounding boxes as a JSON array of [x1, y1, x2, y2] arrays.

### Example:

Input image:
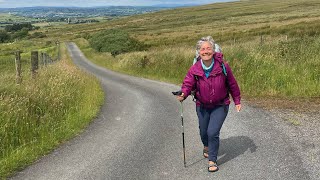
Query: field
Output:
[[0, 13, 39, 28], [47, 0, 320, 104]]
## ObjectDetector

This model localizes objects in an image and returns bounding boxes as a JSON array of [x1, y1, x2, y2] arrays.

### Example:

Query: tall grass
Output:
[[76, 34, 320, 100], [0, 44, 104, 178], [224, 36, 320, 98], [75, 38, 193, 83]]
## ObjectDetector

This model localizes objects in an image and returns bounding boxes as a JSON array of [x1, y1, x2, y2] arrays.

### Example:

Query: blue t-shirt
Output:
[[201, 58, 214, 78]]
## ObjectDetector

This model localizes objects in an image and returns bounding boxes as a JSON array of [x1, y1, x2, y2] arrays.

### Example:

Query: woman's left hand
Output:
[[236, 104, 242, 112]]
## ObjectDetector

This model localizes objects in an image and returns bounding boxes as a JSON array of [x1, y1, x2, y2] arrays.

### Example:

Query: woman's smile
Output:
[[199, 42, 214, 61]]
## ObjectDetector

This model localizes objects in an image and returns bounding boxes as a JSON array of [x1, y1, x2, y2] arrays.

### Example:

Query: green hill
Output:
[[55, 0, 319, 103], [47, 0, 320, 44]]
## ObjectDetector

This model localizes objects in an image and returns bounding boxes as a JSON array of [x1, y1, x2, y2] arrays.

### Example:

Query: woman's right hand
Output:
[[176, 93, 185, 102]]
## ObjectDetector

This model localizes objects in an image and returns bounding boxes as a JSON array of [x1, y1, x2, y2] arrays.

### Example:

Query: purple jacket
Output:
[[181, 53, 241, 108]]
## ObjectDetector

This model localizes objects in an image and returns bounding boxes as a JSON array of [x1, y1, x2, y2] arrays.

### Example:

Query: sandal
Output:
[[203, 148, 208, 158], [208, 161, 219, 172]]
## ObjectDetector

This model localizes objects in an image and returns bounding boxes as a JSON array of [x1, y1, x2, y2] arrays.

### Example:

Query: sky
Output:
[[0, 0, 235, 8]]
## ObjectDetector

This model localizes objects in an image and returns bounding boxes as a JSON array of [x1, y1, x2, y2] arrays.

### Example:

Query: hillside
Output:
[[46, 0, 320, 44], [43, 0, 320, 110]]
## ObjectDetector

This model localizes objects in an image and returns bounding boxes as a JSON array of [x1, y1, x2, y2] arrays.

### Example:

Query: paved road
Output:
[[12, 43, 312, 180]]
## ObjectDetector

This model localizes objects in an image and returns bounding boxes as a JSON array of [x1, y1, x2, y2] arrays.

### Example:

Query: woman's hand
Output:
[[236, 104, 241, 112], [176, 93, 185, 102]]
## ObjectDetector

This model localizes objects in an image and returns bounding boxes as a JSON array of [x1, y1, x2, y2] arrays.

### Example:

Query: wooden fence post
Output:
[[40, 52, 45, 66], [56, 41, 60, 60], [15, 51, 22, 84], [48, 54, 52, 63], [44, 53, 48, 65], [39, 52, 43, 67], [31, 51, 39, 79], [260, 35, 263, 45]]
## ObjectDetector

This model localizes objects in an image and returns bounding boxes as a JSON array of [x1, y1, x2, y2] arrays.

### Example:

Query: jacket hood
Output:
[[214, 52, 224, 63], [193, 52, 224, 75]]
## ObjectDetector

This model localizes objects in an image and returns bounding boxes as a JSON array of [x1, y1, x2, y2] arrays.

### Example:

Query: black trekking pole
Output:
[[172, 90, 187, 168]]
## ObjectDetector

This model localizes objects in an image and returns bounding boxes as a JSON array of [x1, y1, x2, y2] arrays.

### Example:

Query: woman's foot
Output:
[[208, 161, 219, 172], [203, 147, 208, 158]]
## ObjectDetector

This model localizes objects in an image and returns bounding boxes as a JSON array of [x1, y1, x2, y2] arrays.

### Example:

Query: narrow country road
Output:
[[12, 43, 313, 180]]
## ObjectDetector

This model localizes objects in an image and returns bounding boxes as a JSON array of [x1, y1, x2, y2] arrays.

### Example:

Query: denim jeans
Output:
[[196, 105, 229, 162]]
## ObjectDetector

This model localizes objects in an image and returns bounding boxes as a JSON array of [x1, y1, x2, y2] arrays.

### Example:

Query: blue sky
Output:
[[0, 0, 235, 8]]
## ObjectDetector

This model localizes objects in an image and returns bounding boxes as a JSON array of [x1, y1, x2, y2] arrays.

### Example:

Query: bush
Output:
[[11, 29, 29, 40], [0, 30, 10, 43], [5, 23, 33, 32], [89, 29, 147, 57], [29, 32, 47, 38]]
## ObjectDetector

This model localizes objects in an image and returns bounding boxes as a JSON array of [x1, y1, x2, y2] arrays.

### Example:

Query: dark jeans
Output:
[[196, 105, 229, 162]]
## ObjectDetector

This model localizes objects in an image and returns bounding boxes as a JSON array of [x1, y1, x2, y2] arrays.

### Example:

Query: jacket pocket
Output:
[[211, 74, 228, 103]]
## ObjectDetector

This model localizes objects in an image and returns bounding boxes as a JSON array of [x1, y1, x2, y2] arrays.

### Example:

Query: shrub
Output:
[[0, 30, 10, 43], [89, 29, 147, 57], [29, 32, 47, 38], [11, 28, 29, 40], [4, 23, 33, 32]]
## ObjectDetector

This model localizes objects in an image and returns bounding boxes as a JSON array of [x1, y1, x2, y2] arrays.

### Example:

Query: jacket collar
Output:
[[193, 52, 224, 76]]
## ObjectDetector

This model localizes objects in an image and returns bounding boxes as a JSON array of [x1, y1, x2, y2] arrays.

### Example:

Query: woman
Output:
[[176, 36, 241, 172]]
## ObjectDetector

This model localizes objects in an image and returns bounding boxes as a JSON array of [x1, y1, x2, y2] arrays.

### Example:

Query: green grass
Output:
[[66, 0, 320, 101], [0, 43, 104, 179], [76, 34, 320, 99], [0, 13, 39, 28], [224, 36, 320, 98], [0, 13, 38, 22]]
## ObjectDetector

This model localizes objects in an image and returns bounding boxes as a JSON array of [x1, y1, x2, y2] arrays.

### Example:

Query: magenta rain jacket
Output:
[[181, 53, 241, 108]]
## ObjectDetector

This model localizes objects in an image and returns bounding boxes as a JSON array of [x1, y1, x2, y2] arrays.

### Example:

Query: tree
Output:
[[0, 30, 10, 43]]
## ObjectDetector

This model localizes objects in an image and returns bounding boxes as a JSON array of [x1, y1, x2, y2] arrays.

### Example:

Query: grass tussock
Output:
[[0, 43, 104, 178]]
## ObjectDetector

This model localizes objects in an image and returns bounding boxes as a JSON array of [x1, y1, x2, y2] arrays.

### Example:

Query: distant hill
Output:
[[152, 4, 201, 8], [0, 6, 171, 18]]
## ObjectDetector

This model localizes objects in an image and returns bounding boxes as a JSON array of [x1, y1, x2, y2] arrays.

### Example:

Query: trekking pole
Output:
[[172, 90, 187, 168], [180, 101, 187, 168]]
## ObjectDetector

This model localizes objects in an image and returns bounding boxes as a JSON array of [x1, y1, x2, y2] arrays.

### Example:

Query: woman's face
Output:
[[199, 42, 214, 61]]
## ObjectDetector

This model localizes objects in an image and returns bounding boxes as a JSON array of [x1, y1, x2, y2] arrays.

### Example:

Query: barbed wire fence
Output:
[[1, 41, 61, 84]]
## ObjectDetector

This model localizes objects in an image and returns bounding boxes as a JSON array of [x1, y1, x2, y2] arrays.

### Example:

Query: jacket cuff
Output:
[[234, 98, 241, 105]]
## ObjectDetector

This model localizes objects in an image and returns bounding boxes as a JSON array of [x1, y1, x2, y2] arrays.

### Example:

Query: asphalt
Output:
[[11, 42, 312, 180]]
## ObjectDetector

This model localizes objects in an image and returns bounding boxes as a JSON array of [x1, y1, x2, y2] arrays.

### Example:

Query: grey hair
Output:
[[195, 36, 222, 58]]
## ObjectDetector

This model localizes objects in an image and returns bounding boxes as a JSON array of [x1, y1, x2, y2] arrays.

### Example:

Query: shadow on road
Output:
[[218, 136, 257, 165], [185, 136, 256, 168]]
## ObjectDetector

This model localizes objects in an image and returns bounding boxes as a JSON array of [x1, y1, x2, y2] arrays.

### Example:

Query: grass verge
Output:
[[0, 43, 104, 179]]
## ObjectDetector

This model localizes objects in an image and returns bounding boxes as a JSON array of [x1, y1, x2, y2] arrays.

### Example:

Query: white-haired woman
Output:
[[176, 36, 241, 172]]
